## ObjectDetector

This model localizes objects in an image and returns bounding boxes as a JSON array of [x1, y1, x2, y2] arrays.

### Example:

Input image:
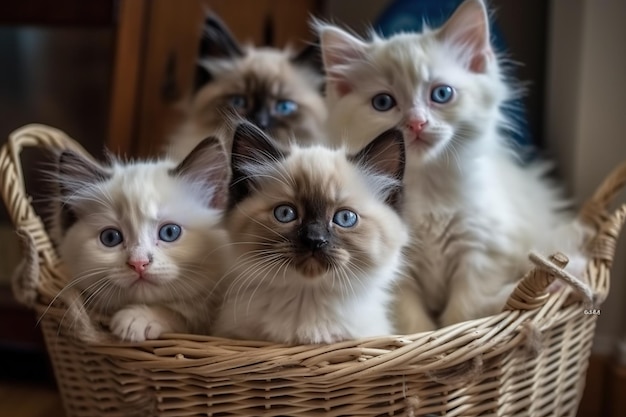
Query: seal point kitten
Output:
[[168, 13, 327, 161], [213, 122, 409, 344]]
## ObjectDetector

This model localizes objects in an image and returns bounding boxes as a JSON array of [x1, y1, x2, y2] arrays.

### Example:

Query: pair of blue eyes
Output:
[[228, 95, 298, 116], [371, 85, 455, 111], [99, 224, 182, 247], [273, 205, 358, 228]]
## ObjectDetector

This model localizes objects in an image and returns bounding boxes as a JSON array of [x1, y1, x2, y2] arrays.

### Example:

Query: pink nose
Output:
[[127, 259, 150, 273], [406, 119, 427, 133]]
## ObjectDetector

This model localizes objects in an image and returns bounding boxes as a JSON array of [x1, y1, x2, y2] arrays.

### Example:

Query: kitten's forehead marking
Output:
[[243, 73, 284, 100], [281, 147, 355, 209], [370, 35, 436, 98], [227, 49, 298, 98]]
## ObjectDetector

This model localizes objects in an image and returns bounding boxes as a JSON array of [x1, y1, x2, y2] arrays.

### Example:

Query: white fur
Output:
[[213, 142, 409, 343], [55, 155, 230, 342], [318, 0, 590, 332]]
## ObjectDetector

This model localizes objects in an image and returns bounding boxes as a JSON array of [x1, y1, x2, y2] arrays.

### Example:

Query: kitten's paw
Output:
[[110, 305, 174, 342]]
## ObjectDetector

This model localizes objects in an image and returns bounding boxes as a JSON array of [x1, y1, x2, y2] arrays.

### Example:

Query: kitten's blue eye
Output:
[[158, 224, 182, 242], [274, 99, 298, 116], [274, 205, 297, 223], [100, 228, 123, 247], [430, 85, 454, 104], [371, 93, 396, 112], [332, 209, 358, 228], [229, 95, 247, 109]]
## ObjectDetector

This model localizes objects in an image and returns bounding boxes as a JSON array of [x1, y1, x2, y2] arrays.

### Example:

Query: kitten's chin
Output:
[[294, 256, 332, 278], [406, 134, 433, 152], [404, 130, 451, 163]]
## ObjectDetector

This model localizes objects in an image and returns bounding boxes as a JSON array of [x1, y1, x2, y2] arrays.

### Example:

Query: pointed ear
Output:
[[229, 122, 285, 208], [171, 137, 230, 209], [57, 150, 110, 231], [315, 22, 367, 96], [199, 13, 244, 58], [436, 0, 493, 73], [58, 150, 110, 197], [291, 40, 324, 74], [195, 13, 244, 90], [349, 129, 405, 211]]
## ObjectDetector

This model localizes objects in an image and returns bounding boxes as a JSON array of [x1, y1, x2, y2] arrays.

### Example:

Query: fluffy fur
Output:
[[317, 0, 590, 332], [167, 14, 327, 161], [50, 138, 231, 342], [212, 123, 409, 344]]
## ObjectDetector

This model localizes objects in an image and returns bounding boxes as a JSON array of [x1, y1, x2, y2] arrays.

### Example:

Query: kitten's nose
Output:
[[127, 259, 150, 273], [406, 118, 427, 133], [300, 223, 330, 251], [251, 110, 271, 130]]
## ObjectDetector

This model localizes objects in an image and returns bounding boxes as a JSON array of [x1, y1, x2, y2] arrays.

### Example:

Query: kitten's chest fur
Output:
[[216, 274, 394, 344], [401, 163, 513, 315]]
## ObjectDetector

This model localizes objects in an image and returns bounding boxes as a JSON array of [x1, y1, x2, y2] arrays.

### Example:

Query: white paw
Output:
[[110, 305, 172, 342]]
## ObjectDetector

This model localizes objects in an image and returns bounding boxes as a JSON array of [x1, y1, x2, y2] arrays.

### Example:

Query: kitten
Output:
[[167, 14, 328, 161], [212, 123, 408, 344], [51, 138, 231, 342], [316, 0, 590, 333]]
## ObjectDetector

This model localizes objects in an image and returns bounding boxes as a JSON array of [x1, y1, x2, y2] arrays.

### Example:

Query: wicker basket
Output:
[[2, 124, 625, 417]]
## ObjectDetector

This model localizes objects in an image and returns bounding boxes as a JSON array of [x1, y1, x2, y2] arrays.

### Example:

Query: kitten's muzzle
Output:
[[127, 258, 150, 273], [249, 108, 272, 131], [298, 222, 330, 252]]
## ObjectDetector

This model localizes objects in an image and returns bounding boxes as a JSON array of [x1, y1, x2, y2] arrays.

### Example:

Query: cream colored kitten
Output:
[[51, 138, 231, 342], [212, 123, 408, 344], [167, 14, 327, 161], [317, 0, 589, 332]]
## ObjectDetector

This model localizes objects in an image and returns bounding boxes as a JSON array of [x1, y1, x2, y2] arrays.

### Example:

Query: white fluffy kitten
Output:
[[317, 0, 589, 332], [212, 123, 408, 344], [52, 138, 230, 342]]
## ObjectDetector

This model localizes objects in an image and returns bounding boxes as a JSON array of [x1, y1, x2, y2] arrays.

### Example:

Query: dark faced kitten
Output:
[[167, 14, 327, 161], [212, 122, 409, 344]]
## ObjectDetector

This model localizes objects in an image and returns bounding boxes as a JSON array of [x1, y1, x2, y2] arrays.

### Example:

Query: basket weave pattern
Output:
[[2, 124, 625, 417]]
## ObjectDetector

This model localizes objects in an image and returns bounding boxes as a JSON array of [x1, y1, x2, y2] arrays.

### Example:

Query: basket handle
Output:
[[579, 161, 626, 269], [503, 251, 593, 312], [580, 160, 626, 229], [504, 160, 626, 312], [0, 124, 91, 303]]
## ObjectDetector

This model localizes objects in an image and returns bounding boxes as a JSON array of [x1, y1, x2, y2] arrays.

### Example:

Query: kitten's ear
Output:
[[199, 13, 244, 58], [229, 122, 285, 208], [315, 21, 367, 96], [58, 150, 110, 196], [349, 129, 406, 210], [195, 13, 244, 90], [171, 137, 230, 209], [57, 150, 111, 231], [436, 0, 493, 73]]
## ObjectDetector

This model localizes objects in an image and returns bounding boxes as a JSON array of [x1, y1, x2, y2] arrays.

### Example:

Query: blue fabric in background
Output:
[[374, 0, 533, 153]]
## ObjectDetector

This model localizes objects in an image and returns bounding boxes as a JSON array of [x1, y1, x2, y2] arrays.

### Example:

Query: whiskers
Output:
[[441, 128, 475, 172], [41, 267, 120, 343], [221, 246, 292, 320]]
